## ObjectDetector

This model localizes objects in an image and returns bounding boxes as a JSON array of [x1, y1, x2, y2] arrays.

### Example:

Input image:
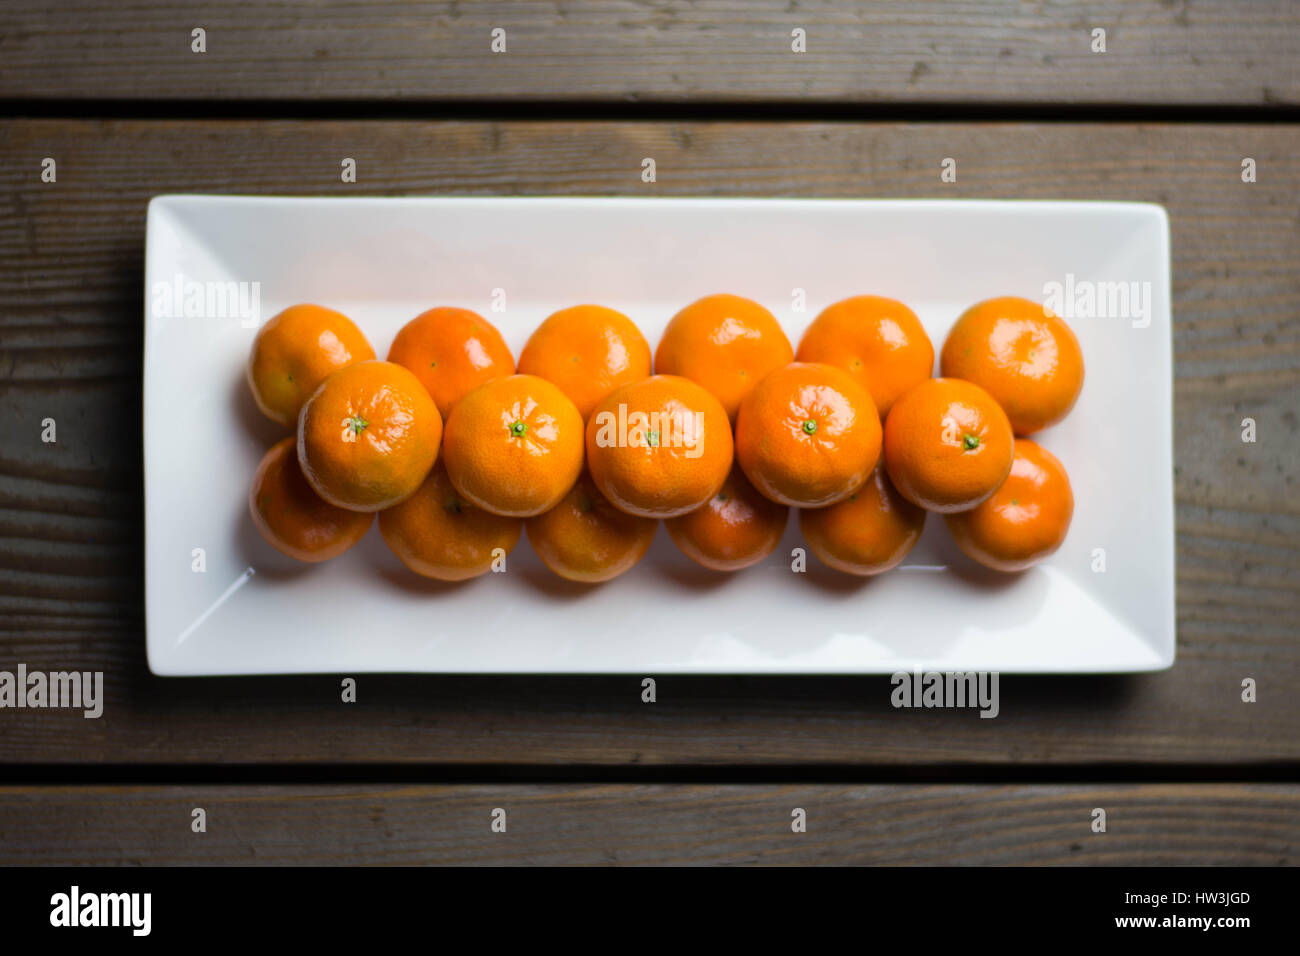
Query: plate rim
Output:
[[143, 195, 1175, 677]]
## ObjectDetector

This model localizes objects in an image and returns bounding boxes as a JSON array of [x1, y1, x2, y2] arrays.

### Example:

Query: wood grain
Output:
[[0, 118, 1297, 765], [0, 1, 1297, 105], [0, 783, 1294, 865]]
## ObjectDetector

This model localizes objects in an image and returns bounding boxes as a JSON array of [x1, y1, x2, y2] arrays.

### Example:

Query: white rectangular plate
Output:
[[144, 196, 1174, 675]]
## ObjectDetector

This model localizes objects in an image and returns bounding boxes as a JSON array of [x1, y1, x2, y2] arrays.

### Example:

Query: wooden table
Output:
[[1, 1, 1297, 865]]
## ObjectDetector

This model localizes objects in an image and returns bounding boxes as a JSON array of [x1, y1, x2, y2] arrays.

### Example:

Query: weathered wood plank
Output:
[[0, 2, 1297, 105], [0, 118, 1297, 765], [0, 783, 1294, 865]]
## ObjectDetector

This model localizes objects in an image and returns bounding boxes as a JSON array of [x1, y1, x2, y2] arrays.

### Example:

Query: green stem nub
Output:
[[647, 430, 660, 447], [962, 433, 980, 451], [346, 416, 368, 436], [509, 421, 527, 437], [802, 419, 818, 436]]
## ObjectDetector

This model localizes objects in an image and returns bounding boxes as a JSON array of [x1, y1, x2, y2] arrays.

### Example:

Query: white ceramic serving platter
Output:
[[144, 196, 1173, 675]]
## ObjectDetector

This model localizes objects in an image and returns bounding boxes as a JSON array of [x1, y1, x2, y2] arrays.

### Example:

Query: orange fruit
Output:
[[525, 472, 658, 583], [734, 362, 881, 508], [297, 360, 442, 512], [585, 374, 733, 519], [940, 296, 1084, 435], [378, 460, 521, 581], [441, 374, 584, 518], [882, 377, 1013, 513], [795, 295, 933, 419], [665, 466, 788, 571], [248, 437, 373, 562], [517, 305, 651, 420], [655, 294, 793, 420], [945, 438, 1074, 571], [799, 463, 926, 575], [386, 306, 515, 419], [247, 304, 375, 427]]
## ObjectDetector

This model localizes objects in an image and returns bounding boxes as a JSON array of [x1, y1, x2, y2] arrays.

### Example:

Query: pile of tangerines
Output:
[[246, 294, 1082, 582]]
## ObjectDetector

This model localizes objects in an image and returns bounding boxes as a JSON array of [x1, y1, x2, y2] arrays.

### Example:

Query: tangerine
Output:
[[945, 438, 1074, 571], [386, 306, 515, 419], [734, 362, 881, 508], [248, 437, 373, 562], [940, 296, 1084, 435], [441, 374, 585, 517], [378, 460, 522, 581], [525, 472, 658, 582], [247, 304, 374, 427], [585, 374, 733, 519], [665, 466, 788, 571], [654, 294, 793, 421], [297, 360, 442, 512], [799, 463, 926, 575], [517, 305, 651, 420], [795, 295, 933, 418], [882, 377, 1013, 513]]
